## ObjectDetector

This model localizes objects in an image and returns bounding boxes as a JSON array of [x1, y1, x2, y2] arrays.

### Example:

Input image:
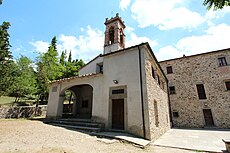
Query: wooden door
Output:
[[112, 99, 124, 130], [203, 109, 214, 126]]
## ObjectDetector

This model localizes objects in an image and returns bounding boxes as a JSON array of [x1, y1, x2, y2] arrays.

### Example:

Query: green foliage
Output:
[[203, 0, 230, 10], [0, 22, 13, 96], [36, 36, 62, 100], [60, 50, 66, 66], [68, 51, 72, 62], [61, 52, 85, 78], [7, 56, 37, 102]]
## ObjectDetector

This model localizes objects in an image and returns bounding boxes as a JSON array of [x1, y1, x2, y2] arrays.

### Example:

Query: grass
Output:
[[0, 96, 15, 105], [0, 96, 35, 106]]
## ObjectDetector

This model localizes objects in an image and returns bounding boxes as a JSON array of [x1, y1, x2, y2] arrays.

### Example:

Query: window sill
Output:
[[218, 65, 229, 67], [198, 99, 208, 101]]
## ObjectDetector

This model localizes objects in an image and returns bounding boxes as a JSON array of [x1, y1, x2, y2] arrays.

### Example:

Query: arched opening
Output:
[[62, 90, 76, 118], [120, 29, 124, 46], [61, 84, 93, 119], [109, 27, 114, 44]]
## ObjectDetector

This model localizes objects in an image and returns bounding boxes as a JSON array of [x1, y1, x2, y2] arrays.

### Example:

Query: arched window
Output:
[[109, 27, 114, 44], [120, 30, 124, 45]]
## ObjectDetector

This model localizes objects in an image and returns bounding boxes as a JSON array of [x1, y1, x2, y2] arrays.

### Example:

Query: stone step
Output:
[[58, 118, 92, 123], [50, 123, 102, 132], [52, 120, 104, 128]]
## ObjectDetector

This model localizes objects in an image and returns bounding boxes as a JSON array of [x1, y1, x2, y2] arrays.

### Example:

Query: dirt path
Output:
[[0, 119, 195, 153]]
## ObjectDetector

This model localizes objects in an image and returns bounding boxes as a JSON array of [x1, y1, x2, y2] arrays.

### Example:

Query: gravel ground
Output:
[[0, 119, 196, 153]]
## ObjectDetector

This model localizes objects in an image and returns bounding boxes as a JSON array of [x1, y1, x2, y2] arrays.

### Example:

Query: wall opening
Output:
[[61, 84, 93, 119]]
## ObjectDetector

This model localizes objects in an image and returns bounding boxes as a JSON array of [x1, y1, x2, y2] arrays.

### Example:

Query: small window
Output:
[[218, 57, 227, 66], [173, 112, 179, 118], [169, 86, 176, 94], [82, 100, 88, 108], [112, 89, 124, 94], [154, 100, 159, 127], [166, 66, 173, 74], [225, 81, 230, 90], [99, 65, 103, 73], [196, 84, 207, 99], [161, 81, 164, 89], [157, 75, 160, 85], [151, 67, 155, 79]]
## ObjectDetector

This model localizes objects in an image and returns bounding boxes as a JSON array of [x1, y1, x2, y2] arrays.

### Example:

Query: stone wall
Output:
[[160, 49, 230, 128], [144, 48, 170, 141], [0, 105, 47, 118]]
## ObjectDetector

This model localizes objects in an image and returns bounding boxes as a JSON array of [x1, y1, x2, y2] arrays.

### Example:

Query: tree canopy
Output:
[[203, 0, 230, 10], [0, 22, 13, 96]]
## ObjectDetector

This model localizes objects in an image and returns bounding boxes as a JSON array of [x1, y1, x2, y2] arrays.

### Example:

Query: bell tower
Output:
[[104, 13, 126, 54]]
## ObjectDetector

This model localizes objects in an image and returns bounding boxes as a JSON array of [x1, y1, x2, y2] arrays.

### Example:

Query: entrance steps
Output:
[[46, 118, 104, 132]]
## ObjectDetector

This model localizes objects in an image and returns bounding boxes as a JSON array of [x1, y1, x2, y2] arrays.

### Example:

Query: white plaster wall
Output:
[[78, 56, 103, 75], [102, 48, 144, 137], [47, 74, 104, 120]]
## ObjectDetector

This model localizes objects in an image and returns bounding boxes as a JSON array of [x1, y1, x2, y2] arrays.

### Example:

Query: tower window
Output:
[[109, 27, 114, 44], [120, 30, 124, 46]]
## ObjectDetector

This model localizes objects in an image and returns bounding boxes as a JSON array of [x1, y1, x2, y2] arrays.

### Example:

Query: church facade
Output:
[[47, 14, 170, 141]]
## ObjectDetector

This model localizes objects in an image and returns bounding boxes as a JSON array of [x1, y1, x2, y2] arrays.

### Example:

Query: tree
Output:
[[203, 0, 230, 10], [36, 36, 62, 103], [62, 52, 85, 78], [0, 0, 2, 5], [0, 22, 12, 96], [0, 22, 12, 65], [60, 50, 66, 66], [68, 50, 72, 62], [8, 56, 37, 102]]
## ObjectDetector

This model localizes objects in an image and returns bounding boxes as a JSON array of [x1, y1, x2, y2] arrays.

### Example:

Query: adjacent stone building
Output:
[[160, 49, 230, 128], [47, 14, 170, 140]]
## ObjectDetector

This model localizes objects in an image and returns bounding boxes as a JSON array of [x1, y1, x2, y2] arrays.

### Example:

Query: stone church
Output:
[[47, 13, 230, 141], [47, 14, 170, 141]]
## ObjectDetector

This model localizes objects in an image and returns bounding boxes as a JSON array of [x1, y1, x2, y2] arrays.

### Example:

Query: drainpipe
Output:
[[138, 46, 146, 139]]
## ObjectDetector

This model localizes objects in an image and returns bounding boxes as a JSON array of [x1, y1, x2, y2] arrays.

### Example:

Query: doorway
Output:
[[112, 99, 124, 130], [203, 109, 214, 126]]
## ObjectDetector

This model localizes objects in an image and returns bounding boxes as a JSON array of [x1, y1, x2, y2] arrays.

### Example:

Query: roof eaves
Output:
[[159, 47, 230, 63], [50, 73, 101, 84]]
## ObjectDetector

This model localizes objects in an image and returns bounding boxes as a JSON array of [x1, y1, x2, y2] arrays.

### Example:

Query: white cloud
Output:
[[119, 0, 131, 10], [126, 32, 158, 48], [125, 26, 135, 33], [177, 23, 230, 54], [205, 6, 230, 26], [80, 28, 84, 32], [30, 26, 104, 62], [130, 0, 204, 30], [156, 23, 230, 60], [30, 41, 49, 53], [156, 46, 182, 61]]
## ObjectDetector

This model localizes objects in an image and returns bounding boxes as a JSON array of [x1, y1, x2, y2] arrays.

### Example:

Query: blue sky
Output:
[[0, 0, 230, 62]]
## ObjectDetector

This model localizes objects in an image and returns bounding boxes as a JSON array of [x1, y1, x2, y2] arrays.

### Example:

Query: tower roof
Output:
[[104, 13, 126, 28]]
